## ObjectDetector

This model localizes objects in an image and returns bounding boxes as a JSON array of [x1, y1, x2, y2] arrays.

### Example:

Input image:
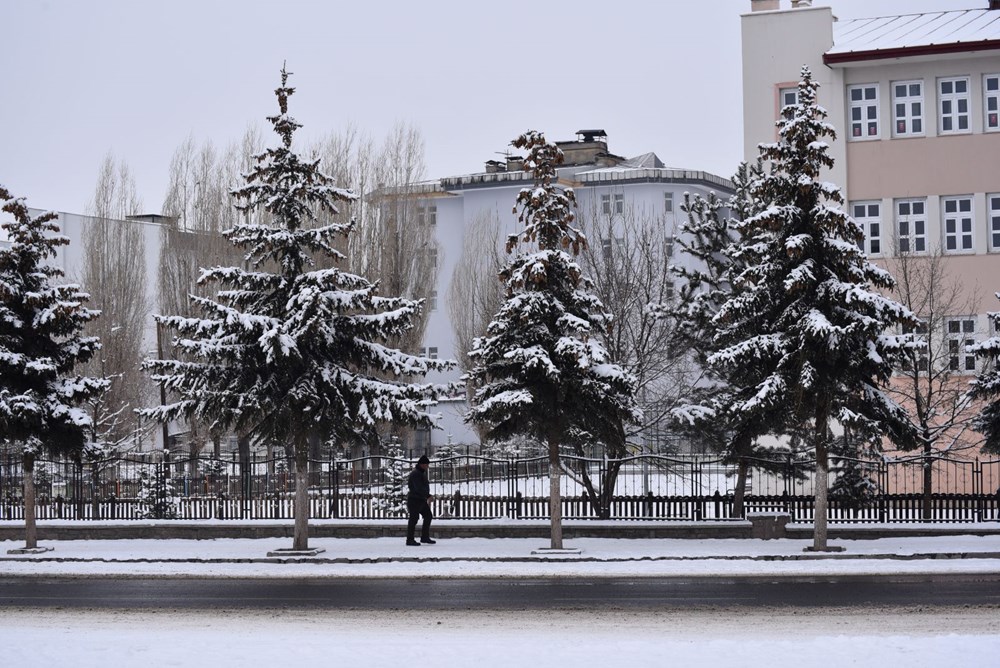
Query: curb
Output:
[[3, 552, 1000, 566]]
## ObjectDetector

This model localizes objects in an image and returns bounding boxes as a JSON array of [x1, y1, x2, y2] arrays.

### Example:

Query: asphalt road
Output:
[[2, 574, 1000, 610]]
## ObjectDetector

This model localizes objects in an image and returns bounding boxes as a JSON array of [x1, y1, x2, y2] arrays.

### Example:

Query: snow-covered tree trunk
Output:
[[811, 405, 831, 551], [23, 454, 37, 550], [293, 440, 310, 551], [547, 434, 563, 550], [732, 456, 750, 520]]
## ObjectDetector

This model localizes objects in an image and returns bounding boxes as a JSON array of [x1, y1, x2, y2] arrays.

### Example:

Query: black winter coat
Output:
[[407, 467, 430, 505]]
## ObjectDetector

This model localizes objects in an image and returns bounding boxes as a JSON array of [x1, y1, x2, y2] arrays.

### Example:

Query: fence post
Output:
[[515, 491, 523, 520], [332, 461, 341, 519], [75, 459, 84, 520]]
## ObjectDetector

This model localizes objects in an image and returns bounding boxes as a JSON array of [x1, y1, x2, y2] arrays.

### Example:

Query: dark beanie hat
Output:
[[418, 455, 430, 465]]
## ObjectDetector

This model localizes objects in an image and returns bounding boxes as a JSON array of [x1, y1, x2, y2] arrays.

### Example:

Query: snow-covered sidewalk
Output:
[[3, 532, 1000, 578]]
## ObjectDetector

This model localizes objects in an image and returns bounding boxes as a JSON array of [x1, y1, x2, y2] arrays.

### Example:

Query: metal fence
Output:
[[1, 452, 998, 523]]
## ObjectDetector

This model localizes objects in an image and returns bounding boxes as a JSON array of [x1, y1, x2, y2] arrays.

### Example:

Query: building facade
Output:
[[742, 0, 1000, 462], [417, 131, 735, 452]]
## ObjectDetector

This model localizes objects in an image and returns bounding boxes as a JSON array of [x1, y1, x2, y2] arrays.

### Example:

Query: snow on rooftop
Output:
[[828, 9, 1000, 58]]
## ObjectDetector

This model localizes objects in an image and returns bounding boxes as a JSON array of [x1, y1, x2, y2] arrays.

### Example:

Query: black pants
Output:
[[406, 500, 432, 542]]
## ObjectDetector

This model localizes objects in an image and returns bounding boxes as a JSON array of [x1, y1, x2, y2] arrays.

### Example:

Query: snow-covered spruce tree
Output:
[[142, 67, 453, 552], [136, 459, 179, 519], [670, 160, 796, 518], [467, 131, 639, 549], [0, 187, 109, 550], [374, 437, 408, 517], [711, 67, 915, 551], [969, 294, 1000, 455]]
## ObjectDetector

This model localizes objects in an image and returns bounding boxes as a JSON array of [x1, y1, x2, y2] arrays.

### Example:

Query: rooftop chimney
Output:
[[791, 0, 813, 7], [750, 0, 779, 11], [991, 0, 1000, 10], [484, 160, 506, 174]]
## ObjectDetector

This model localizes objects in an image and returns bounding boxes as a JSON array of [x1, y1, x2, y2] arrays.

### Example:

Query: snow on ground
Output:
[[3, 531, 999, 666], [1, 606, 997, 668], [2, 533, 1000, 578]]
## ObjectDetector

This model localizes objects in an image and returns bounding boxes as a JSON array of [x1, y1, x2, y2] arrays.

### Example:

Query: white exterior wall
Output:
[[741, 5, 846, 189], [422, 168, 734, 451]]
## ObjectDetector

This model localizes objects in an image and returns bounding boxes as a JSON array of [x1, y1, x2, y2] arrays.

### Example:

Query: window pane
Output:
[[959, 117, 969, 130], [946, 200, 957, 213], [916, 239, 926, 252], [852, 108, 862, 121], [853, 205, 865, 217], [956, 80, 967, 93], [913, 119, 922, 133], [941, 81, 953, 94], [851, 88, 862, 101], [896, 84, 907, 97], [910, 83, 921, 96], [960, 199, 971, 212], [865, 87, 876, 100], [868, 204, 879, 217], [964, 320, 975, 333], [899, 202, 910, 215], [913, 202, 924, 215], [989, 77, 1000, 91], [871, 223, 880, 237]]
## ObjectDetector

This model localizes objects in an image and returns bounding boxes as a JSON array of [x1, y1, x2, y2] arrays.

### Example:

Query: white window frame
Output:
[[941, 196, 974, 253], [664, 234, 675, 258], [600, 194, 623, 216], [664, 192, 674, 214], [892, 80, 924, 137], [989, 193, 1000, 252], [895, 199, 927, 255], [848, 84, 880, 140], [852, 201, 882, 255], [938, 77, 971, 135], [985, 74, 1000, 132], [946, 317, 977, 373], [779, 87, 798, 114], [429, 290, 437, 312]]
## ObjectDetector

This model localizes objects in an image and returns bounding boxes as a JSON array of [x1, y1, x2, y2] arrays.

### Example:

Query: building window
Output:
[[990, 194, 1000, 251], [422, 346, 438, 360], [429, 290, 437, 311], [896, 199, 926, 254], [664, 192, 674, 213], [986, 74, 1000, 131], [947, 318, 977, 372], [600, 194, 624, 215], [779, 87, 798, 116], [848, 84, 879, 139], [417, 204, 437, 226], [601, 236, 624, 261], [939, 77, 971, 134], [941, 196, 974, 253], [901, 319, 929, 372], [664, 235, 675, 258], [852, 201, 882, 255], [893, 81, 924, 137], [428, 247, 437, 269]]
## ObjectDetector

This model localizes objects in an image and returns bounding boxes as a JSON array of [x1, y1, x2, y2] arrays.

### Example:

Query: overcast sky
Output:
[[1, 0, 976, 216]]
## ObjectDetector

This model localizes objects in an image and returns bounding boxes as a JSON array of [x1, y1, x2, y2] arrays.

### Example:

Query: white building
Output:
[[417, 130, 735, 452]]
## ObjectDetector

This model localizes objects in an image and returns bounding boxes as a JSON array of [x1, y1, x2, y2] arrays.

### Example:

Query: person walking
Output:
[[406, 454, 435, 546]]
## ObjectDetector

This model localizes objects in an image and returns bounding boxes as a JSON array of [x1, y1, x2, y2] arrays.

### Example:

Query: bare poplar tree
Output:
[[82, 152, 150, 449], [158, 127, 262, 462], [885, 244, 984, 516], [577, 201, 702, 449], [314, 122, 438, 355], [448, 208, 505, 374]]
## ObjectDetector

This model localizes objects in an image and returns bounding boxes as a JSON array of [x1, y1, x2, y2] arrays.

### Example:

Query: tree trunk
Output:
[[732, 458, 750, 519], [921, 440, 933, 521], [812, 410, 830, 551], [548, 434, 563, 550], [293, 440, 310, 551], [23, 453, 37, 550]]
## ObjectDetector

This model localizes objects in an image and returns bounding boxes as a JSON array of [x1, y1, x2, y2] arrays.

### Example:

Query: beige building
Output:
[[742, 0, 1000, 380]]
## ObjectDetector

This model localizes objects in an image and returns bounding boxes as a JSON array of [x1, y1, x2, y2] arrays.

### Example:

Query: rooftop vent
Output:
[[575, 129, 608, 143]]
